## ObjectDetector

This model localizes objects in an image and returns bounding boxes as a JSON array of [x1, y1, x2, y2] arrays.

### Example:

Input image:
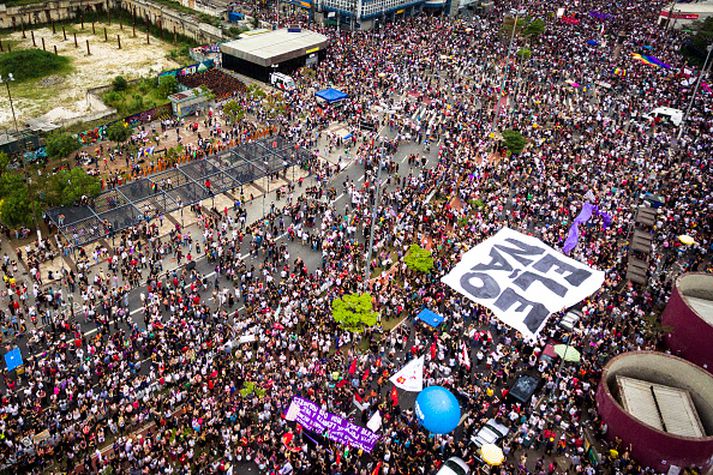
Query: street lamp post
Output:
[[678, 44, 713, 141], [491, 9, 526, 140], [364, 151, 384, 285], [262, 160, 269, 219], [0, 73, 20, 136]]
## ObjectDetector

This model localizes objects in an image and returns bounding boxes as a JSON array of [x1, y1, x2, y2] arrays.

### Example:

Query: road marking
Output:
[[358, 175, 365, 182], [332, 193, 345, 203]]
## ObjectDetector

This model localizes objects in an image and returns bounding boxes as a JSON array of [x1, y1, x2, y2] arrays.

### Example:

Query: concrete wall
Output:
[[119, 0, 224, 42], [596, 351, 713, 473], [662, 273, 713, 370], [0, 0, 224, 43], [0, 0, 116, 29]]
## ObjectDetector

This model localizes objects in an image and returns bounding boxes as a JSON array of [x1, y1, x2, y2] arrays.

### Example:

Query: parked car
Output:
[[470, 418, 510, 448], [435, 457, 470, 475]]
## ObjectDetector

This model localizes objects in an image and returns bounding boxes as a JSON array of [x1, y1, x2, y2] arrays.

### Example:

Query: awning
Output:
[[416, 308, 444, 327], [315, 88, 349, 104]]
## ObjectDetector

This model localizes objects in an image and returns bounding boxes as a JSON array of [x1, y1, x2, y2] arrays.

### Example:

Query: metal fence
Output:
[[47, 138, 312, 246]]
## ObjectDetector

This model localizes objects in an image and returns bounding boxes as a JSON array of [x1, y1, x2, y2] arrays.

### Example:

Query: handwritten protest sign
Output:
[[285, 397, 379, 452]]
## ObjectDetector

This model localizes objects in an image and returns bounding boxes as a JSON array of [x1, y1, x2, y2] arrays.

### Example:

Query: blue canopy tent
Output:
[[416, 308, 444, 327], [4, 347, 23, 372], [315, 88, 349, 104]]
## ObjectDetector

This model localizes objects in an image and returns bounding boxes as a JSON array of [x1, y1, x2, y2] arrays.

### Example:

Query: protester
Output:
[[0, 0, 710, 474]]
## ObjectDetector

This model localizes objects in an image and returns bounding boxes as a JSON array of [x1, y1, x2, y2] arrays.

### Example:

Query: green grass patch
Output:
[[101, 77, 170, 117], [0, 48, 73, 83]]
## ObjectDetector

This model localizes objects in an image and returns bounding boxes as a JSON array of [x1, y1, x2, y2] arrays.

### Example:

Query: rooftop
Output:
[[220, 29, 328, 67]]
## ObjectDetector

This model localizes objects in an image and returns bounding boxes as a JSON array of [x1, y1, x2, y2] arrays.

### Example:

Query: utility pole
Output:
[[364, 129, 388, 284]]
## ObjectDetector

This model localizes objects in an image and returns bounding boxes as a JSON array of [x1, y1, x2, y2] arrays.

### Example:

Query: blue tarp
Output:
[[4, 347, 23, 372], [416, 308, 444, 327], [315, 88, 349, 104]]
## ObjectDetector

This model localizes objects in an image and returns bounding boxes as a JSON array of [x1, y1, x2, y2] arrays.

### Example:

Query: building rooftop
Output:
[[617, 375, 706, 438], [220, 29, 328, 67]]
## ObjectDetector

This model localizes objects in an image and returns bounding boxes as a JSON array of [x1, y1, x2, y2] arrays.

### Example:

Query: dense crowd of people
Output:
[[0, 0, 711, 474]]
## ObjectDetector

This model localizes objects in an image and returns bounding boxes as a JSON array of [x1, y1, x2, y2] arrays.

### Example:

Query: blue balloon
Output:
[[414, 386, 461, 434]]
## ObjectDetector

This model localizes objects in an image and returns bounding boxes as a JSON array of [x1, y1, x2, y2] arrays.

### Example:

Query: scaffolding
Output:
[[48, 138, 312, 246]]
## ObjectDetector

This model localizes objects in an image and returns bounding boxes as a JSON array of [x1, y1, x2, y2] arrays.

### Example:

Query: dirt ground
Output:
[[0, 22, 180, 129]]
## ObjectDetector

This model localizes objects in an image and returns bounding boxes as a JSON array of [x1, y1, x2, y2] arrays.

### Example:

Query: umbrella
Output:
[[554, 344, 581, 363], [480, 444, 505, 466], [678, 234, 696, 246]]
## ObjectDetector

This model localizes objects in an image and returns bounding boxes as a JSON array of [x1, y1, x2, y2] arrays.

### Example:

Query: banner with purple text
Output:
[[285, 397, 379, 452]]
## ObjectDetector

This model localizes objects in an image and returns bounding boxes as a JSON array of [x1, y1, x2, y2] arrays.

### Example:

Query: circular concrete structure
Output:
[[661, 273, 713, 369], [596, 352, 713, 473]]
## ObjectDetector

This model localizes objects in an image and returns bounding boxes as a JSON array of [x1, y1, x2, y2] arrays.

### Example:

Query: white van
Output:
[[270, 72, 296, 91], [644, 107, 683, 126]]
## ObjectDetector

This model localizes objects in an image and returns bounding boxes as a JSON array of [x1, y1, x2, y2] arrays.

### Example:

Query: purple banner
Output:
[[285, 397, 379, 453]]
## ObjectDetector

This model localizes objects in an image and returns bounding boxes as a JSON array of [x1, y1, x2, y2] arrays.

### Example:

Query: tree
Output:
[[106, 121, 132, 144], [46, 167, 101, 206], [501, 129, 527, 155], [247, 83, 266, 101], [0, 171, 24, 198], [113, 75, 128, 91], [331, 293, 379, 333], [158, 75, 178, 97], [682, 17, 713, 65], [404, 244, 434, 273], [45, 131, 81, 160], [0, 152, 10, 172], [523, 18, 546, 37], [223, 99, 245, 124], [0, 188, 34, 228], [516, 48, 532, 61]]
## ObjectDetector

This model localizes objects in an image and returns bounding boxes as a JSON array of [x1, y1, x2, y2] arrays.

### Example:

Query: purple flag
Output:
[[285, 397, 379, 452], [563, 202, 612, 254], [573, 202, 596, 225], [562, 223, 580, 255]]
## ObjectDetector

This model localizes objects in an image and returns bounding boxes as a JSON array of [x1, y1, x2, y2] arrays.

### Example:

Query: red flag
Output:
[[390, 386, 399, 406], [361, 367, 370, 382], [348, 359, 357, 376], [430, 342, 437, 360], [372, 461, 383, 475]]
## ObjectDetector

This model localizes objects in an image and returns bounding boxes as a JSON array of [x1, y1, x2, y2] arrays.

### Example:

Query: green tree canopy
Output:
[[0, 171, 25, 199], [501, 129, 527, 155], [223, 99, 246, 124], [404, 244, 435, 273], [0, 152, 10, 172], [158, 75, 179, 97], [523, 18, 546, 37], [45, 167, 101, 206], [331, 293, 379, 333], [45, 131, 81, 160], [682, 17, 713, 65], [516, 48, 532, 60], [106, 121, 132, 144], [113, 75, 128, 91], [0, 189, 33, 228]]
